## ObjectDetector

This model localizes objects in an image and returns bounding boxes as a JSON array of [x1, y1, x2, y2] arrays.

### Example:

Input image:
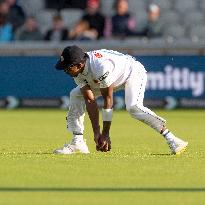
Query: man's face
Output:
[[64, 63, 85, 77]]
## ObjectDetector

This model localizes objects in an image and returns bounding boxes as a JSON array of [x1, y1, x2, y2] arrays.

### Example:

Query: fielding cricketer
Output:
[[54, 45, 188, 155]]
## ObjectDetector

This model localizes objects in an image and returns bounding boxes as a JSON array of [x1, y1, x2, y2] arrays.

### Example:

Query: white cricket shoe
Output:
[[167, 137, 188, 155], [54, 139, 90, 154]]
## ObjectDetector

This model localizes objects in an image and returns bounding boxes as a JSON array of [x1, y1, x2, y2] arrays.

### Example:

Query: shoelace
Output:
[[63, 143, 75, 152], [167, 139, 177, 150]]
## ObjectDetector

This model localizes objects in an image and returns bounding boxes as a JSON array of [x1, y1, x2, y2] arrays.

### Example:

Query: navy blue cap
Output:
[[55, 45, 85, 70]]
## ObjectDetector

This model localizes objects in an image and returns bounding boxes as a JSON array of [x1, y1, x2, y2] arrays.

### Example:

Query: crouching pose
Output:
[[54, 45, 188, 154]]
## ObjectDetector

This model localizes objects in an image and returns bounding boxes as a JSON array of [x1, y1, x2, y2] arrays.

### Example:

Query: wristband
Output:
[[102, 108, 113, 121]]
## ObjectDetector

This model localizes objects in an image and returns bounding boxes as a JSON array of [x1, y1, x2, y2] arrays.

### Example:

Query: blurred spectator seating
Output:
[[44, 13, 68, 41], [1, 0, 204, 41], [102, 0, 146, 17], [36, 9, 56, 34], [5, 0, 26, 31], [200, 0, 205, 11], [36, 8, 82, 36], [106, 0, 137, 38], [139, 4, 164, 38], [161, 11, 180, 26], [148, 0, 172, 11], [19, 0, 44, 16], [15, 16, 43, 40], [45, 0, 87, 10], [0, 0, 13, 41], [68, 19, 98, 40], [184, 10, 204, 28], [128, 0, 147, 14], [164, 24, 186, 39], [174, 0, 198, 13], [0, 13, 13, 42], [101, 0, 115, 16], [190, 24, 205, 41], [61, 9, 82, 30], [81, 0, 105, 39]]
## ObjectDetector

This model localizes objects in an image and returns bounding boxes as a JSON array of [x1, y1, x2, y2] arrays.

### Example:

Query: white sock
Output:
[[73, 132, 84, 142], [162, 129, 175, 141]]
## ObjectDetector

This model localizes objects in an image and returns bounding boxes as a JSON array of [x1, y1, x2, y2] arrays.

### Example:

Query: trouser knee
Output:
[[128, 104, 166, 133], [128, 104, 143, 119]]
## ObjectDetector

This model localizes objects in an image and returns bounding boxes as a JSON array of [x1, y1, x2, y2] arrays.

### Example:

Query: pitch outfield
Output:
[[0, 109, 204, 205]]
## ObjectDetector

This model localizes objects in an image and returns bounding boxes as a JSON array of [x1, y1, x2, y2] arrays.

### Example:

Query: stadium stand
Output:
[[148, 0, 172, 11], [161, 11, 180, 26], [101, 0, 115, 17], [14, 0, 205, 40], [174, 0, 198, 13], [19, 0, 44, 16], [36, 9, 56, 33], [127, 0, 146, 14], [200, 0, 205, 10], [184, 10, 204, 27], [190, 24, 205, 40], [164, 24, 186, 39], [0, 0, 204, 43], [60, 8, 82, 29]]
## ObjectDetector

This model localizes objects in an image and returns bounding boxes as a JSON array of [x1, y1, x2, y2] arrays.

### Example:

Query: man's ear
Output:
[[79, 63, 84, 68], [79, 61, 86, 69]]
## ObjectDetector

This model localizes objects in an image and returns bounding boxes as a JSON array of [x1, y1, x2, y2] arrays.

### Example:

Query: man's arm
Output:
[[100, 84, 114, 137], [80, 85, 100, 139]]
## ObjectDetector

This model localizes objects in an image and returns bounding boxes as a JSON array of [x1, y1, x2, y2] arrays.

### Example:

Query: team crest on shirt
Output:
[[98, 71, 109, 81], [94, 52, 103, 58]]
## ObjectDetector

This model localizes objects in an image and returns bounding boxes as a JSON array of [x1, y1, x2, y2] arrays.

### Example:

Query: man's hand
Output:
[[99, 85, 113, 152], [94, 134, 111, 152]]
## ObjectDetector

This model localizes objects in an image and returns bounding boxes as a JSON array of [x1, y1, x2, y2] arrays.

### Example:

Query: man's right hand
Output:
[[94, 134, 111, 152]]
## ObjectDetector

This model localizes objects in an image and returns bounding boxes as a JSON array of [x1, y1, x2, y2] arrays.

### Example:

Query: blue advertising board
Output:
[[0, 56, 204, 108], [139, 56, 205, 99], [0, 56, 74, 97]]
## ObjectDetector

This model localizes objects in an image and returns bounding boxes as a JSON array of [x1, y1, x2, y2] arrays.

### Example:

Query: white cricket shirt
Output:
[[74, 49, 146, 90]]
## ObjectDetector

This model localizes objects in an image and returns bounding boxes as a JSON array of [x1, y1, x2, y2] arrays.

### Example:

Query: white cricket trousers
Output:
[[67, 61, 166, 134]]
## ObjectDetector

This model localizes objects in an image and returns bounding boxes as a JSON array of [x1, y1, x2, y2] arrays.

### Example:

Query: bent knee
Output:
[[70, 88, 79, 98], [70, 87, 83, 101], [127, 104, 144, 119]]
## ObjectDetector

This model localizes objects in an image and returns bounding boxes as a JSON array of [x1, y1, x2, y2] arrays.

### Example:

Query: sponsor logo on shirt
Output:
[[98, 71, 109, 81]]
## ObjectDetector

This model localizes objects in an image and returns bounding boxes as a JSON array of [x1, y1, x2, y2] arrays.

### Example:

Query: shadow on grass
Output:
[[0, 152, 53, 155], [0, 152, 173, 156], [0, 187, 204, 192], [149, 153, 171, 156]]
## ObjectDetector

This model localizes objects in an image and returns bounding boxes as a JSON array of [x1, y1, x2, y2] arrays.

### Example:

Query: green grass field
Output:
[[0, 109, 205, 205]]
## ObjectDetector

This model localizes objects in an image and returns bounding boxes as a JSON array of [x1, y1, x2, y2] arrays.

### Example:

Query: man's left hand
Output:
[[96, 135, 111, 152]]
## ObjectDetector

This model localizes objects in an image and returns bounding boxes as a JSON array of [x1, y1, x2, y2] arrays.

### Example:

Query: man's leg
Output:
[[125, 64, 188, 154], [66, 86, 86, 137], [54, 86, 89, 154]]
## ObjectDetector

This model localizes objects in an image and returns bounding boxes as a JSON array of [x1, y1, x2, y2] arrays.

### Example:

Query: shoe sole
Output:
[[53, 150, 90, 154], [172, 142, 188, 155]]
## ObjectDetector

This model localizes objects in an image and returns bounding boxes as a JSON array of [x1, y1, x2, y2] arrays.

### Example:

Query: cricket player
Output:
[[54, 45, 188, 154]]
